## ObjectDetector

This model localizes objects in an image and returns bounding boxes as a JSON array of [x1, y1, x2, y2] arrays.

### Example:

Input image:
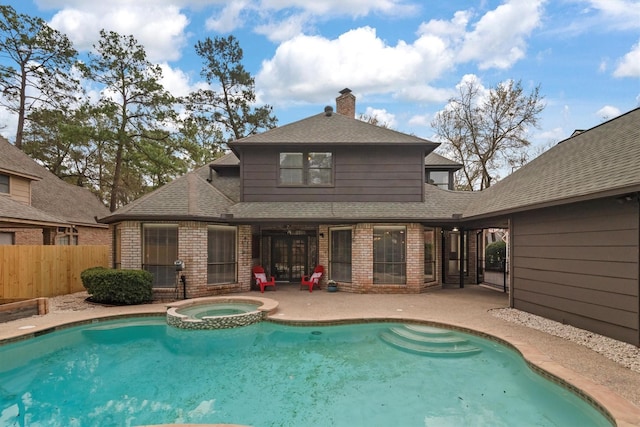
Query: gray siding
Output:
[[241, 145, 425, 202], [511, 198, 639, 345]]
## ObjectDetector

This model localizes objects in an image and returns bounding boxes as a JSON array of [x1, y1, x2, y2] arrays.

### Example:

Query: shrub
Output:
[[485, 241, 506, 271], [81, 267, 153, 305]]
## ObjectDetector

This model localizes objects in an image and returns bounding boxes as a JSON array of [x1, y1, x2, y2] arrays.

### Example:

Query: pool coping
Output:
[[1, 298, 639, 426]]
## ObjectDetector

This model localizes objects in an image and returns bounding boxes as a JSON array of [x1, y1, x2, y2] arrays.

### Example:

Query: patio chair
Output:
[[300, 265, 324, 292], [252, 266, 276, 293]]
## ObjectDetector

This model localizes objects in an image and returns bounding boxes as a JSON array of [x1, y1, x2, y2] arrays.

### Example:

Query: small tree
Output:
[[432, 78, 544, 190]]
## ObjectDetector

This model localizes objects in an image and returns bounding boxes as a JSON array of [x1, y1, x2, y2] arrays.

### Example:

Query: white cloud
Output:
[[205, 0, 251, 33], [613, 40, 640, 78], [48, 3, 190, 62], [361, 107, 397, 128], [595, 105, 622, 120], [258, 0, 418, 17], [408, 113, 432, 127], [457, 0, 545, 69], [257, 26, 453, 103], [586, 0, 640, 31], [254, 13, 309, 42]]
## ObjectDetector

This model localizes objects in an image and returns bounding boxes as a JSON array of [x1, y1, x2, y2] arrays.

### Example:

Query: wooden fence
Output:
[[0, 245, 109, 299]]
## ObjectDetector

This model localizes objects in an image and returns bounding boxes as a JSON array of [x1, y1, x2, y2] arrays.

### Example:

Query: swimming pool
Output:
[[0, 317, 612, 426]]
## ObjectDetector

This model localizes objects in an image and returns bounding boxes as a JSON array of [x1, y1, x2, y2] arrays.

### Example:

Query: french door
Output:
[[271, 236, 308, 282]]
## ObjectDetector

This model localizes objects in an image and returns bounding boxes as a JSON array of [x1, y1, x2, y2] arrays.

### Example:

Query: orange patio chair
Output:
[[301, 265, 324, 292], [252, 266, 276, 293]]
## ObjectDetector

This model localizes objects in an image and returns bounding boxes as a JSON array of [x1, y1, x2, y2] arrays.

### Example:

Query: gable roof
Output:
[[229, 111, 439, 148], [0, 137, 109, 228], [100, 165, 237, 222], [464, 108, 640, 218]]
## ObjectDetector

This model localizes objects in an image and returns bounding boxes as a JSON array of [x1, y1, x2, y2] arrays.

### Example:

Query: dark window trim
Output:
[[278, 151, 334, 187], [0, 174, 9, 194]]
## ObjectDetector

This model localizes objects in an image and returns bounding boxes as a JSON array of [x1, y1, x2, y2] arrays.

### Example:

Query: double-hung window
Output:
[[279, 152, 332, 186]]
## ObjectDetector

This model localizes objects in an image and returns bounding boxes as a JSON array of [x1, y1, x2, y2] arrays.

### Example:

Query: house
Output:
[[0, 136, 110, 245], [101, 89, 482, 300], [100, 90, 640, 346]]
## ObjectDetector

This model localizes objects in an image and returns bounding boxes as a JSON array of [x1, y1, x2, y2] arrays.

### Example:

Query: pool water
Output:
[[177, 303, 259, 319], [0, 318, 612, 427]]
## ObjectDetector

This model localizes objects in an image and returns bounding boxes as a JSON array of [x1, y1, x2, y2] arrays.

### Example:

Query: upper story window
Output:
[[427, 171, 450, 190], [279, 152, 333, 186], [0, 174, 9, 194]]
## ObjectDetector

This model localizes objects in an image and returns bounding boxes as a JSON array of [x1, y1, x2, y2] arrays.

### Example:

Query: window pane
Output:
[[428, 171, 449, 189], [280, 169, 303, 185], [373, 227, 406, 284], [308, 152, 331, 168], [143, 225, 178, 287], [280, 153, 303, 167], [0, 174, 8, 193], [330, 228, 352, 282], [308, 168, 331, 185], [208, 226, 237, 284], [424, 229, 434, 281]]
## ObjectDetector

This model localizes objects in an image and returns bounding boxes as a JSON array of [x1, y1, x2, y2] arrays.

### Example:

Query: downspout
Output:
[[508, 217, 514, 307], [459, 228, 465, 289]]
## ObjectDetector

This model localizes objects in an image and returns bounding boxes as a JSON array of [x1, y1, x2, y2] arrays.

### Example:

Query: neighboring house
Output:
[[100, 90, 640, 346], [463, 107, 640, 346], [0, 136, 110, 245]]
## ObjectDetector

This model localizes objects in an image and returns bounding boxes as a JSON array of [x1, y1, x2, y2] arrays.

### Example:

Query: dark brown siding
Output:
[[511, 197, 639, 345], [241, 145, 425, 202]]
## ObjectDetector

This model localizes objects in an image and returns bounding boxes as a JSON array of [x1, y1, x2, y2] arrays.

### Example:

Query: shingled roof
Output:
[[101, 165, 237, 222], [229, 110, 438, 147], [0, 137, 109, 228], [101, 107, 640, 225], [464, 107, 640, 218]]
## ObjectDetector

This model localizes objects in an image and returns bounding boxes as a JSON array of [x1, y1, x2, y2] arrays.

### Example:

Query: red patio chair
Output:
[[301, 265, 324, 292], [252, 266, 276, 293]]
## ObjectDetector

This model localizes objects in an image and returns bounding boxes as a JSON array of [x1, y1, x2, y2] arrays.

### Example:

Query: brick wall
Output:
[[112, 220, 251, 300], [78, 226, 110, 245]]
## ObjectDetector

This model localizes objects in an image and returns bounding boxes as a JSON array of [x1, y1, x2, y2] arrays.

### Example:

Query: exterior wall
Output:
[[4, 226, 108, 245], [241, 145, 425, 202], [511, 197, 640, 346], [114, 221, 252, 301], [77, 225, 110, 245], [345, 222, 433, 294], [11, 229, 43, 245]]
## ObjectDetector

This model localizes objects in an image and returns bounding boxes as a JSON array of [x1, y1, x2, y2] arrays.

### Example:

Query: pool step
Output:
[[379, 325, 481, 357]]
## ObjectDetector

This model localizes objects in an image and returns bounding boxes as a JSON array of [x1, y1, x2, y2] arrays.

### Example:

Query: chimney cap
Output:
[[339, 88, 352, 95], [324, 105, 333, 116]]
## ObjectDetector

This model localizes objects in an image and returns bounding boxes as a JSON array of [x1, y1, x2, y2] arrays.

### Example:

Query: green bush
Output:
[[81, 267, 153, 305], [485, 241, 506, 271]]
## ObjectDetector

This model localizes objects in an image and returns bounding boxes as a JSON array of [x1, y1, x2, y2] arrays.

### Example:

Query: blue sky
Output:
[[2, 0, 639, 155]]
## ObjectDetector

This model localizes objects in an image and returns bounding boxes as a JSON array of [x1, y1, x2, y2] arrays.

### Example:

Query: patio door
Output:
[[271, 236, 308, 282]]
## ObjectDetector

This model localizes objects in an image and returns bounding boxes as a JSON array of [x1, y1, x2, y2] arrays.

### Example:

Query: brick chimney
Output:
[[336, 88, 355, 118]]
